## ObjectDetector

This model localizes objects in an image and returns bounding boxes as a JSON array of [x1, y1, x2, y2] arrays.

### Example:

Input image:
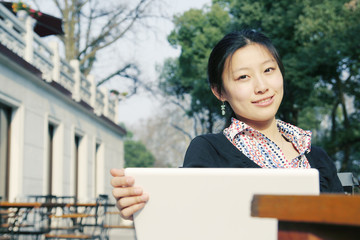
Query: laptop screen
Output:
[[125, 168, 319, 240]]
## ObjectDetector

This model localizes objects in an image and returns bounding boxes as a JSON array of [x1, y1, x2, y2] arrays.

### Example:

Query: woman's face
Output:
[[213, 43, 284, 127]]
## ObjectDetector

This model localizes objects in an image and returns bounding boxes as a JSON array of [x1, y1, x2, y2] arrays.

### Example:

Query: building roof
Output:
[[0, 42, 127, 136]]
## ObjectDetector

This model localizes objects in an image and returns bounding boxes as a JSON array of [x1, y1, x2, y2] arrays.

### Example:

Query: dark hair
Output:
[[207, 29, 284, 97]]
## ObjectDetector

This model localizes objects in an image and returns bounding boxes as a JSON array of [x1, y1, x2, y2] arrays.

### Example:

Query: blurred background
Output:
[[29, 0, 359, 176]]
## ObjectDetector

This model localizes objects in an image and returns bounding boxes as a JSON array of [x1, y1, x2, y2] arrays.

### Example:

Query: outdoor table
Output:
[[44, 202, 105, 239], [0, 201, 71, 235], [66, 203, 97, 207], [53, 203, 99, 222], [39, 202, 69, 224], [41, 202, 68, 208], [0, 202, 42, 208], [1, 202, 37, 226], [64, 203, 98, 220], [251, 194, 360, 240], [0, 201, 43, 236], [0, 197, 116, 239]]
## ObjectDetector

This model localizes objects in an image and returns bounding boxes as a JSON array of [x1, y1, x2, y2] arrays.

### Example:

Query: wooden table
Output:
[[0, 201, 41, 225], [251, 194, 360, 240], [0, 202, 41, 208], [0, 202, 70, 235], [45, 202, 106, 239], [0, 201, 44, 236]]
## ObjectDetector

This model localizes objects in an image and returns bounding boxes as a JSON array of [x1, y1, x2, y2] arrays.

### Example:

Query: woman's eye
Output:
[[237, 75, 248, 80], [264, 67, 275, 73]]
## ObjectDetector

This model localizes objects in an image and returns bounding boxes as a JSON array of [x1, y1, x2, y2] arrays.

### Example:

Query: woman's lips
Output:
[[252, 96, 274, 106]]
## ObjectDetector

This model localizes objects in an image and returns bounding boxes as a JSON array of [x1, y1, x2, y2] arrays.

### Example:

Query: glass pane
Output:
[[0, 103, 11, 200]]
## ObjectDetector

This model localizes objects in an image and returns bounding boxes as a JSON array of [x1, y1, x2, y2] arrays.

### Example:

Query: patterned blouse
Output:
[[223, 118, 312, 168]]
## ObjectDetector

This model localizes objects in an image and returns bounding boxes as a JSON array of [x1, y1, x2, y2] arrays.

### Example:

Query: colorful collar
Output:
[[224, 118, 312, 154]]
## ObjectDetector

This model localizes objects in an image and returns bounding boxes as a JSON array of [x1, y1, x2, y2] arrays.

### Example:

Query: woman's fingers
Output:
[[116, 194, 149, 220], [110, 169, 135, 188], [112, 186, 142, 198], [110, 168, 125, 177], [110, 168, 149, 220], [120, 203, 146, 220], [111, 176, 135, 188], [117, 193, 149, 208]]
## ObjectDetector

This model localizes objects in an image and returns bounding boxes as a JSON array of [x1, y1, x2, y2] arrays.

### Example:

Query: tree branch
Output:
[[170, 123, 193, 141], [77, 0, 153, 73], [96, 64, 140, 86]]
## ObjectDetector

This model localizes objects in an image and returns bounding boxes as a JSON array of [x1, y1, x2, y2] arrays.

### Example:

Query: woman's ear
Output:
[[211, 86, 225, 102]]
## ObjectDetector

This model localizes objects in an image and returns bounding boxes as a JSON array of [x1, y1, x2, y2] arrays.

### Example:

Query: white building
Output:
[[0, 4, 126, 203]]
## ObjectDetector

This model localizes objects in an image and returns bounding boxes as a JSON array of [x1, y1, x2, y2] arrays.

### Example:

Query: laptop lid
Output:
[[125, 168, 319, 240]]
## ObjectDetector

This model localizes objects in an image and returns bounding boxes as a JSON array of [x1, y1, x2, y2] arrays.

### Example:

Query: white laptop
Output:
[[125, 168, 320, 240]]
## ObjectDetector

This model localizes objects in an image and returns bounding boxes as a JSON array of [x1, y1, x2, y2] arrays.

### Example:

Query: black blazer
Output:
[[183, 133, 344, 193]]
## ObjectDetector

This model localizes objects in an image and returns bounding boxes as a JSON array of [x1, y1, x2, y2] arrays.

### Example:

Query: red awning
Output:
[[1, 1, 64, 37]]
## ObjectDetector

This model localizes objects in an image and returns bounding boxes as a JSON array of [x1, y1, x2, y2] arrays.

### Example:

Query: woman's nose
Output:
[[254, 75, 269, 94]]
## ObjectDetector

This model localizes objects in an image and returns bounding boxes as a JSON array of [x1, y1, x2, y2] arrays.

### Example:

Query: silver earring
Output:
[[221, 102, 225, 116]]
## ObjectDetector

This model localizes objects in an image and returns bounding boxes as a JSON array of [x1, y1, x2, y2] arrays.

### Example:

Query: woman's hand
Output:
[[110, 168, 149, 220]]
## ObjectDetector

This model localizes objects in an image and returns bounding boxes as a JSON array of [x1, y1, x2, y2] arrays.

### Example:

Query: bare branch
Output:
[[44, 0, 162, 98], [168, 99, 189, 113], [97, 64, 140, 86], [79, 0, 89, 9], [192, 112, 200, 136], [77, 0, 154, 73], [170, 123, 193, 141], [84, 0, 95, 50]]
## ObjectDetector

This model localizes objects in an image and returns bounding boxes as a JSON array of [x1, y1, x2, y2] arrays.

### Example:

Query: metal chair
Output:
[[44, 195, 108, 239], [337, 172, 359, 194]]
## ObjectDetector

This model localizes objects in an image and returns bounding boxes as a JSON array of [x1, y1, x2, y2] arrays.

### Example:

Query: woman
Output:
[[111, 29, 343, 220]]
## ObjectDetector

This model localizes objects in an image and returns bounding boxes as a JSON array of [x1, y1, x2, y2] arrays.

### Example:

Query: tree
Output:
[[124, 134, 156, 167], [294, 0, 360, 171], [160, 0, 360, 173], [31, 0, 159, 97], [159, 4, 231, 133], [130, 104, 201, 167]]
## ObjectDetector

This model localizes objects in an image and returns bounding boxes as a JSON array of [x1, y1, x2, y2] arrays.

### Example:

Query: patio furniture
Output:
[[251, 194, 360, 240]]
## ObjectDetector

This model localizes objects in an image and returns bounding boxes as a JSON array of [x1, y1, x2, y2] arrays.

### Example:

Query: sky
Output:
[[27, 0, 211, 126], [108, 0, 212, 126]]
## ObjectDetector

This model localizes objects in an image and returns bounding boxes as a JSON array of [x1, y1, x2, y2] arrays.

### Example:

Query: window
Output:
[[0, 103, 11, 200], [47, 124, 55, 195], [94, 143, 100, 196], [74, 134, 81, 200]]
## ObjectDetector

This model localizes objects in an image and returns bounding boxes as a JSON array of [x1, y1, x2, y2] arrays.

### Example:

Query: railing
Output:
[[0, 4, 119, 123]]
